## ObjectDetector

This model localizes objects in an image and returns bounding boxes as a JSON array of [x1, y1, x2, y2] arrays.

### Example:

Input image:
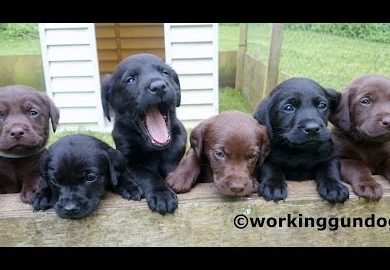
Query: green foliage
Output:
[[48, 130, 115, 147], [219, 87, 253, 114], [0, 23, 39, 39], [286, 23, 390, 43], [219, 23, 390, 90]]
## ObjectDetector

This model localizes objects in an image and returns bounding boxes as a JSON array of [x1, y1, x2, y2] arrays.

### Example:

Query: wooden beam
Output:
[[1, 177, 390, 246], [265, 23, 284, 97], [235, 23, 248, 90]]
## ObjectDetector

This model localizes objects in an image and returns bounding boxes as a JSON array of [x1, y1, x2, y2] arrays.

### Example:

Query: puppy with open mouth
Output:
[[101, 53, 187, 214]]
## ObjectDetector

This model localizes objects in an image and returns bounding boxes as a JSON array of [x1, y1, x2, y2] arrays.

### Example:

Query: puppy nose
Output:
[[9, 128, 25, 141], [380, 116, 390, 128], [229, 181, 245, 194], [64, 203, 80, 215], [231, 187, 244, 193], [149, 80, 167, 96], [303, 122, 320, 136]]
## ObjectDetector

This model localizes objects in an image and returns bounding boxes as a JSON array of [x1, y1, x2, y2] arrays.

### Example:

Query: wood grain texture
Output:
[[1, 176, 390, 246]]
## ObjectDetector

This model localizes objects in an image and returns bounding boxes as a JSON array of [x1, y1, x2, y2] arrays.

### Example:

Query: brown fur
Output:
[[330, 75, 390, 200], [0, 85, 59, 203], [167, 111, 270, 197]]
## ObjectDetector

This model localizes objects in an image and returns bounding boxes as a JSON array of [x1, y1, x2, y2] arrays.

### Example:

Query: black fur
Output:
[[253, 77, 349, 203], [101, 54, 187, 214], [31, 134, 126, 219]]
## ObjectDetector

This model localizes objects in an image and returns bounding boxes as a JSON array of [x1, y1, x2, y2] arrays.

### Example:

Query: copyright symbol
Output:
[[234, 214, 248, 229]]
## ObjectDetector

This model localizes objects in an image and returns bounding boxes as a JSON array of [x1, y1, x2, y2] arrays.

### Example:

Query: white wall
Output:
[[39, 23, 105, 131], [40, 23, 219, 131], [164, 23, 219, 128]]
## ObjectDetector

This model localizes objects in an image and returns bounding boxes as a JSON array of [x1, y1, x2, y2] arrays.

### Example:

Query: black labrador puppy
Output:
[[32, 134, 125, 219], [254, 77, 349, 203], [101, 53, 187, 214]]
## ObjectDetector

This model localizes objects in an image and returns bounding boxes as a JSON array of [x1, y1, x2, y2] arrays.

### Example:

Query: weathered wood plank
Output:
[[265, 23, 284, 95], [1, 177, 390, 246], [235, 23, 248, 90]]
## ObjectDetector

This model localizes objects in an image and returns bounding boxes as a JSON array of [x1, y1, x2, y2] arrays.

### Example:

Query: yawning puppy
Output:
[[167, 111, 270, 197], [101, 53, 187, 214], [0, 85, 59, 203], [32, 134, 126, 219]]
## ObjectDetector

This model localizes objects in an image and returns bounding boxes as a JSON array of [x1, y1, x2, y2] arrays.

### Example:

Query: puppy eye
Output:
[[317, 102, 327, 110], [162, 70, 170, 77], [213, 149, 225, 159], [0, 112, 4, 121], [282, 104, 295, 113], [29, 109, 39, 118], [248, 153, 258, 162], [360, 97, 371, 106], [126, 76, 136, 84], [86, 173, 97, 182]]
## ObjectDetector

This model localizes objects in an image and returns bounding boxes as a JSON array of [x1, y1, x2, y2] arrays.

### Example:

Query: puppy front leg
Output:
[[340, 158, 382, 200], [115, 169, 144, 201], [316, 157, 349, 203], [20, 173, 42, 204], [119, 166, 178, 215], [258, 161, 287, 202], [31, 177, 54, 211], [166, 148, 201, 193], [380, 158, 390, 181]]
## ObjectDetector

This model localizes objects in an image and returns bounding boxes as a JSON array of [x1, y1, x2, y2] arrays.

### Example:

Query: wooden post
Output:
[[264, 23, 284, 97], [235, 23, 248, 90]]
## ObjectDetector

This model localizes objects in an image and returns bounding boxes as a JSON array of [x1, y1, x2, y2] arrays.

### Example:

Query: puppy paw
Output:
[[31, 191, 53, 211], [166, 174, 193, 193], [352, 181, 383, 200], [118, 181, 144, 201], [20, 190, 35, 204], [258, 181, 287, 202], [145, 187, 178, 215], [317, 181, 349, 203]]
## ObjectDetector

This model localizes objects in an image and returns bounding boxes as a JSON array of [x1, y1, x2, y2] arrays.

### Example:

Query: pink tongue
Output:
[[145, 107, 169, 144]]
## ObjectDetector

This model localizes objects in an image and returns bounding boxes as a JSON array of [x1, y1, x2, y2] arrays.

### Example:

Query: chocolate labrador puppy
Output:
[[0, 85, 59, 203], [254, 77, 349, 203], [32, 134, 126, 219], [167, 111, 270, 196], [330, 75, 390, 200], [101, 53, 187, 214]]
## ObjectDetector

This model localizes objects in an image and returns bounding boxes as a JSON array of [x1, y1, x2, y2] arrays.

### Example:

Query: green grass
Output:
[[220, 23, 390, 90], [219, 87, 253, 114], [48, 130, 114, 147], [0, 23, 41, 55], [0, 38, 41, 55]]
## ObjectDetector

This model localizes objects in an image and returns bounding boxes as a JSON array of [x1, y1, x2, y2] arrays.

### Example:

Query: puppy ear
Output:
[[170, 68, 181, 107], [190, 120, 209, 159], [105, 148, 126, 186], [39, 149, 50, 184], [41, 93, 60, 133], [329, 87, 354, 131], [256, 124, 271, 167], [101, 74, 114, 121], [253, 96, 273, 141], [324, 88, 341, 113]]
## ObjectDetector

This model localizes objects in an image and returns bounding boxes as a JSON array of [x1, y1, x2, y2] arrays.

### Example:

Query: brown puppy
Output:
[[167, 110, 270, 196], [330, 75, 390, 200], [0, 85, 59, 203]]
